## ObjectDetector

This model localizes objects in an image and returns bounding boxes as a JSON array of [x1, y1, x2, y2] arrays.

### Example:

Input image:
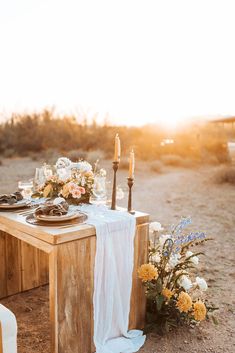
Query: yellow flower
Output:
[[193, 301, 207, 321], [162, 288, 174, 300], [85, 171, 94, 178], [61, 184, 70, 198], [138, 264, 158, 282], [43, 184, 52, 197], [177, 292, 192, 313]]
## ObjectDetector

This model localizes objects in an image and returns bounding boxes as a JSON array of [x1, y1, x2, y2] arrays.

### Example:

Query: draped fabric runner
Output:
[[79, 205, 146, 353]]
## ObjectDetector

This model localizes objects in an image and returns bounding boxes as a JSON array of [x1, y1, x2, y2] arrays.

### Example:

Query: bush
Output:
[[150, 161, 163, 173], [86, 150, 106, 165], [214, 166, 235, 184], [119, 158, 129, 170], [41, 149, 60, 164], [3, 148, 16, 158], [66, 150, 87, 162], [161, 154, 196, 168], [29, 152, 42, 161]]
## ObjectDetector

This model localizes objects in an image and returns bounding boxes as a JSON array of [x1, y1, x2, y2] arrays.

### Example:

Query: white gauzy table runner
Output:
[[79, 205, 146, 353]]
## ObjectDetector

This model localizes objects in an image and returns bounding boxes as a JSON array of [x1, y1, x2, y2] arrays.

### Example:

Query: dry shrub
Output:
[[161, 154, 196, 168], [29, 152, 42, 161], [119, 158, 129, 170], [86, 150, 106, 165], [40, 149, 60, 164], [3, 148, 15, 158], [150, 161, 163, 173], [214, 166, 235, 184], [66, 150, 87, 162], [0, 159, 3, 166]]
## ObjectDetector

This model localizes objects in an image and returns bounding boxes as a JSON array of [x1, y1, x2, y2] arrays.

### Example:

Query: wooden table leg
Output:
[[49, 222, 149, 353], [49, 237, 96, 353]]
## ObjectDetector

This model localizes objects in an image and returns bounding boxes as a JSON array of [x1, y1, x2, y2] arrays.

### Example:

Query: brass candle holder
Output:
[[111, 161, 119, 210], [127, 177, 135, 214]]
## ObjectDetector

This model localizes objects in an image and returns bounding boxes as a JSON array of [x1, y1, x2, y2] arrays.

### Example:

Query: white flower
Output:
[[73, 161, 92, 173], [53, 197, 65, 205], [169, 253, 181, 268], [195, 277, 208, 291], [152, 253, 161, 263], [99, 168, 107, 177], [81, 177, 86, 186], [56, 157, 72, 169], [178, 275, 192, 291], [186, 251, 199, 266], [159, 234, 172, 248], [150, 222, 164, 233]]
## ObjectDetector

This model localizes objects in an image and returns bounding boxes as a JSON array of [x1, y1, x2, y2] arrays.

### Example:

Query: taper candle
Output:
[[114, 134, 121, 162], [128, 150, 135, 178]]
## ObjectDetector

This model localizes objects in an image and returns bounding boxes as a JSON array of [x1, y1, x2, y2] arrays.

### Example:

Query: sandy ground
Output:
[[0, 157, 235, 353]]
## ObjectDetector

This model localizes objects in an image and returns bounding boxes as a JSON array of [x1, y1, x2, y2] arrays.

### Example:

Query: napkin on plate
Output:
[[34, 200, 69, 216], [0, 192, 23, 205]]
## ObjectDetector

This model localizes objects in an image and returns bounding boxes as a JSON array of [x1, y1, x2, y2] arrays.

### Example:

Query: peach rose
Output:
[[72, 189, 81, 199]]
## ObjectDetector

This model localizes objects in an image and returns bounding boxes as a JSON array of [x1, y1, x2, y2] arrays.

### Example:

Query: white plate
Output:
[[0, 200, 30, 209], [35, 211, 80, 222]]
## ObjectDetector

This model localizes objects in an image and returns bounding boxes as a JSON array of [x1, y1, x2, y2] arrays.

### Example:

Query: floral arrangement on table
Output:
[[138, 218, 218, 334], [34, 157, 94, 205]]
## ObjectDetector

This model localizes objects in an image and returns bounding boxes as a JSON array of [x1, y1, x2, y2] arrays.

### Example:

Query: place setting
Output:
[[25, 198, 88, 228], [0, 191, 31, 210]]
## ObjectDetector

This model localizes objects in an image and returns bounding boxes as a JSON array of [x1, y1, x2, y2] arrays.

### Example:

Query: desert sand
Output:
[[0, 157, 235, 353]]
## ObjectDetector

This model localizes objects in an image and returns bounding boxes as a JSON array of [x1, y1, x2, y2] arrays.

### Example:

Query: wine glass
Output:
[[18, 180, 34, 199], [91, 175, 107, 204], [34, 167, 46, 191], [43, 164, 53, 178]]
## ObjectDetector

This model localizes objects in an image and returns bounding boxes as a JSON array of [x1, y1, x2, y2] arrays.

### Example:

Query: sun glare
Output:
[[1, 0, 235, 126]]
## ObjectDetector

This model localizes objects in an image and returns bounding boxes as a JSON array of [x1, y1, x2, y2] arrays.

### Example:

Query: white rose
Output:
[[178, 275, 192, 291], [159, 234, 172, 248], [186, 251, 199, 266], [56, 157, 72, 169], [169, 253, 181, 268], [150, 221, 164, 233], [196, 277, 208, 291]]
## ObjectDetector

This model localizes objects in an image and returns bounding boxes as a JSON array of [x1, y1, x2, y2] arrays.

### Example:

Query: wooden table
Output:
[[0, 209, 149, 353]]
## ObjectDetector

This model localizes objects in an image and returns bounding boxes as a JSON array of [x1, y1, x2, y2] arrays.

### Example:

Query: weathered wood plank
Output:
[[51, 237, 94, 353], [21, 242, 39, 291], [1, 232, 49, 299], [49, 248, 58, 353], [5, 234, 21, 296], [39, 250, 49, 285], [90, 236, 96, 353], [0, 232, 7, 299], [129, 223, 149, 330]]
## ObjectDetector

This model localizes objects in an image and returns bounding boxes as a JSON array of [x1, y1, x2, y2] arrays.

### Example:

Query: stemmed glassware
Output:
[[18, 180, 34, 199], [34, 167, 46, 191], [91, 174, 107, 204]]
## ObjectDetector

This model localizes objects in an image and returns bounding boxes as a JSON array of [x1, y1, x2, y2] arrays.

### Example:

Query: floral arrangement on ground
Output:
[[138, 218, 218, 334], [34, 157, 94, 204]]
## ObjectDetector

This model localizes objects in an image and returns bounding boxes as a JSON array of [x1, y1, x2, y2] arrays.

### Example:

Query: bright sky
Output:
[[0, 0, 235, 127]]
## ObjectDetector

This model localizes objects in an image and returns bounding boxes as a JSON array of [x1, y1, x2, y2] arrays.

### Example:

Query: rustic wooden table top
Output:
[[0, 208, 149, 247]]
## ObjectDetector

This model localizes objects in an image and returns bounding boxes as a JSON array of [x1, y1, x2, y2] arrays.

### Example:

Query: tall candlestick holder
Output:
[[111, 161, 119, 210], [127, 177, 135, 214]]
